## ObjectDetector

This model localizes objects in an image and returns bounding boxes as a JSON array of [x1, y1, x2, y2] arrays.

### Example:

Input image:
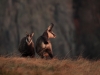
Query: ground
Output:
[[0, 57, 100, 75]]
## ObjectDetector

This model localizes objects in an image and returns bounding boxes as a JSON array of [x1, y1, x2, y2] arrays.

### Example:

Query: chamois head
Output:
[[43, 23, 56, 39], [26, 32, 34, 45]]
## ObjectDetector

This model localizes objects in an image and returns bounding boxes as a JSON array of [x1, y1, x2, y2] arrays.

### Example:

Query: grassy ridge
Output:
[[0, 57, 100, 75]]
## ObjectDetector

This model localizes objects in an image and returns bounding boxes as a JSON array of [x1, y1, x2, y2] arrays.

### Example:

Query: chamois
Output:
[[35, 23, 56, 59], [18, 32, 35, 57]]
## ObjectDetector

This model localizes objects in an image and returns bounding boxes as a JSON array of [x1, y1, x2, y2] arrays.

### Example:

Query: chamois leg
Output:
[[38, 51, 45, 59], [30, 54, 35, 58], [21, 53, 28, 57], [30, 51, 35, 58], [46, 50, 53, 59], [40, 55, 44, 59], [43, 52, 49, 60], [49, 53, 53, 59]]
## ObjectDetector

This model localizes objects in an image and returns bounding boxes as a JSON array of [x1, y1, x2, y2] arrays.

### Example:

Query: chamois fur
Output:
[[18, 32, 35, 57], [35, 23, 56, 59]]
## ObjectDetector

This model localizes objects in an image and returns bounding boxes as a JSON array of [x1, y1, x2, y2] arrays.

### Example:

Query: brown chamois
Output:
[[35, 23, 56, 59], [18, 32, 35, 58]]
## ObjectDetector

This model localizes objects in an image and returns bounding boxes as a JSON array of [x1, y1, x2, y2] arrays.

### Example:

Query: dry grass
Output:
[[0, 57, 100, 75]]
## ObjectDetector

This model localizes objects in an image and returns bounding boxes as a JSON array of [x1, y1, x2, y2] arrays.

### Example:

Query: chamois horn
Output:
[[48, 23, 54, 31]]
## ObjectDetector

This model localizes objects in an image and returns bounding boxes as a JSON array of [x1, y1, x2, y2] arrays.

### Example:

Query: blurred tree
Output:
[[73, 0, 100, 59]]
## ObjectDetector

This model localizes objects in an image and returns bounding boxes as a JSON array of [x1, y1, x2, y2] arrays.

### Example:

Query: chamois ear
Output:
[[26, 32, 28, 35], [47, 23, 54, 31], [31, 32, 34, 37]]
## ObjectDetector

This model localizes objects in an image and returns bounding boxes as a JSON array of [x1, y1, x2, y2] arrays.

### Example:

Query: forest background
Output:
[[0, 0, 100, 59]]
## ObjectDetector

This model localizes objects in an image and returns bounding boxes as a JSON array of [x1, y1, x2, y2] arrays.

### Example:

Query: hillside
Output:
[[0, 57, 100, 75]]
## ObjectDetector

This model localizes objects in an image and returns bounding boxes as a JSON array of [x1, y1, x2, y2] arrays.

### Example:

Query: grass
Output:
[[0, 57, 100, 75]]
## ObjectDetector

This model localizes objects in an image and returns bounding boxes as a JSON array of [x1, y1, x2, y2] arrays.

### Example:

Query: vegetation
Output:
[[0, 57, 100, 75]]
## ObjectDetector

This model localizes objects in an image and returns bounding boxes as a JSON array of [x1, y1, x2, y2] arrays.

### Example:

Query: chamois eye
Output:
[[30, 36, 32, 39], [27, 34, 29, 37]]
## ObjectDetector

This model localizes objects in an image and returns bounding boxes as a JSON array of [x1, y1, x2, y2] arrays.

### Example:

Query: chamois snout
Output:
[[47, 31, 56, 38], [26, 33, 34, 45]]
